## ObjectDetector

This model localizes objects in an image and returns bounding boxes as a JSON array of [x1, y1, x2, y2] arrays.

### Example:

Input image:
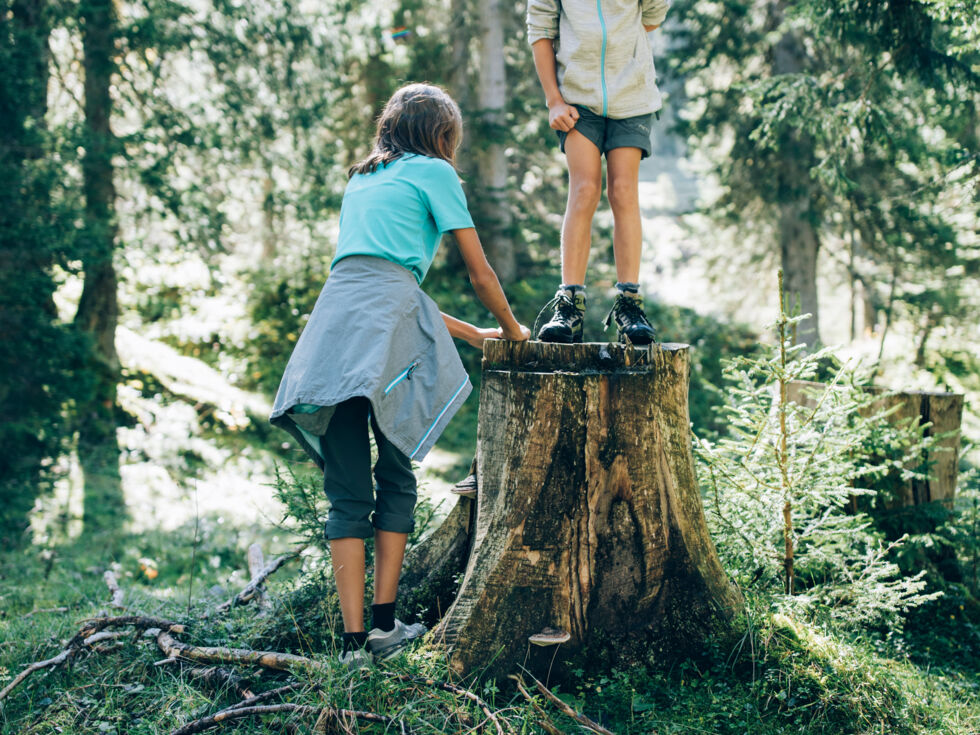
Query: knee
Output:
[[568, 175, 602, 213], [607, 175, 639, 213]]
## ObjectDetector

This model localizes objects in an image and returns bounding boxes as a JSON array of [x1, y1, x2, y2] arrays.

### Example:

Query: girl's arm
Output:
[[449, 227, 530, 342], [441, 313, 503, 349], [531, 39, 579, 132]]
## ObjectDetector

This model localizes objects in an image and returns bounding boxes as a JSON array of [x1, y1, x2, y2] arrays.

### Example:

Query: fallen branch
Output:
[[83, 631, 128, 646], [103, 570, 125, 609], [183, 666, 254, 699], [71, 616, 185, 647], [526, 672, 618, 735], [23, 607, 69, 619], [245, 544, 268, 609], [0, 648, 75, 704], [156, 631, 326, 675], [224, 682, 309, 710], [215, 548, 304, 613], [170, 703, 409, 735], [509, 676, 562, 735], [2, 616, 187, 705]]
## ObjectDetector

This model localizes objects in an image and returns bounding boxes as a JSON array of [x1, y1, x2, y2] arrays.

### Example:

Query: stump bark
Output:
[[426, 341, 742, 680]]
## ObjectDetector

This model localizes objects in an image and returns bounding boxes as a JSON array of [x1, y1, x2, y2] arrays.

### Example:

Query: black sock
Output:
[[342, 631, 368, 652], [615, 281, 640, 294], [371, 602, 396, 632]]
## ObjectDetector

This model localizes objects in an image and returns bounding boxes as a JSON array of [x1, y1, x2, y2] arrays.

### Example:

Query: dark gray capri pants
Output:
[[557, 104, 654, 159], [320, 396, 417, 540]]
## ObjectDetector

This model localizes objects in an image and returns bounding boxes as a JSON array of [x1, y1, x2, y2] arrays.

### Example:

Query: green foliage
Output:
[[670, 0, 980, 345], [697, 295, 940, 629]]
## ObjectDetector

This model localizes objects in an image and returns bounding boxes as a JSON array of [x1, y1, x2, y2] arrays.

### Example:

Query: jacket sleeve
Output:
[[641, 0, 670, 27], [526, 0, 559, 44]]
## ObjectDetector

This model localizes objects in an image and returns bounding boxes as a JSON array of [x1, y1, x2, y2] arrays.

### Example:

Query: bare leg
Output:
[[606, 147, 644, 284], [331, 537, 366, 632], [373, 529, 408, 605], [560, 131, 603, 286]]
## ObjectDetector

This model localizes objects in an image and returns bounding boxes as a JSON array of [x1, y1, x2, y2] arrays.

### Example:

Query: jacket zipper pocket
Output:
[[383, 359, 420, 396]]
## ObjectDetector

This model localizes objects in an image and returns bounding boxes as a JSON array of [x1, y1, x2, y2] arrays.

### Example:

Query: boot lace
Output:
[[604, 294, 651, 331], [533, 291, 580, 335]]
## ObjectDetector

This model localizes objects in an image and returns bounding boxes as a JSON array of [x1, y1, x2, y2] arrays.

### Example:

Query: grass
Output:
[[1, 523, 978, 735]]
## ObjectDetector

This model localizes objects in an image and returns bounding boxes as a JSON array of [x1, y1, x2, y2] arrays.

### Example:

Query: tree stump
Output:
[[787, 381, 964, 507], [426, 341, 742, 680]]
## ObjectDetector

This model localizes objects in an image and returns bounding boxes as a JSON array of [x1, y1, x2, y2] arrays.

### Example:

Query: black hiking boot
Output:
[[536, 288, 586, 343], [604, 291, 657, 345]]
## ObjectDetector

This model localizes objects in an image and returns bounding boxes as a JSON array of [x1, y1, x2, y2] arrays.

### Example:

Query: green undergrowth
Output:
[[2, 532, 978, 735]]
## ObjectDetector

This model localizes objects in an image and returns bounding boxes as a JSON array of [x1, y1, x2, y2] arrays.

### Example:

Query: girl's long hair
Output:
[[348, 83, 463, 177]]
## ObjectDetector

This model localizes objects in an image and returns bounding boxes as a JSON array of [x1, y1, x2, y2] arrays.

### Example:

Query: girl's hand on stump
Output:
[[467, 327, 505, 349], [500, 324, 531, 342]]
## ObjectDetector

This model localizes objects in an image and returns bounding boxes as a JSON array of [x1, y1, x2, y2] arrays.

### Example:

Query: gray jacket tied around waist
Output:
[[269, 255, 472, 466]]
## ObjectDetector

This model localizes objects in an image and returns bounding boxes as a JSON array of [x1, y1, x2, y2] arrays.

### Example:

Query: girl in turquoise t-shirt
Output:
[[270, 83, 529, 668]]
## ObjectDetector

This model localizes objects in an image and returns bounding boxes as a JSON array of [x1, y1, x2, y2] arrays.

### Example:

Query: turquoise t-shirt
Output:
[[331, 154, 475, 284]]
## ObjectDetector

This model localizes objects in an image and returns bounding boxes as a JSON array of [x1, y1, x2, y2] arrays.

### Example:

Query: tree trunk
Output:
[[770, 5, 821, 348], [473, 0, 516, 283], [428, 341, 742, 681], [0, 0, 53, 547], [77, 0, 124, 535]]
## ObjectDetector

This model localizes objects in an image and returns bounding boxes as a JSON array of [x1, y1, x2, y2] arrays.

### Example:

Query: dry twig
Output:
[[183, 665, 254, 699], [0, 648, 75, 704], [169, 703, 409, 735], [23, 607, 69, 619], [393, 675, 504, 735], [214, 548, 304, 613], [103, 570, 125, 609], [1, 615, 186, 704], [71, 616, 184, 646], [526, 672, 617, 735], [509, 675, 563, 735]]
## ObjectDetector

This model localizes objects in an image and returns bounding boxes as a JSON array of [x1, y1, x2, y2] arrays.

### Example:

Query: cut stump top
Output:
[[483, 340, 690, 374]]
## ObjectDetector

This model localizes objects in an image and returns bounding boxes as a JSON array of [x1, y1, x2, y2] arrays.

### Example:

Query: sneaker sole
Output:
[[537, 332, 584, 344], [370, 638, 414, 661]]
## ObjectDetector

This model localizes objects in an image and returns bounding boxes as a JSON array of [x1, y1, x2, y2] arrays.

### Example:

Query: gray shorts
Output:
[[556, 105, 654, 159], [320, 397, 417, 540]]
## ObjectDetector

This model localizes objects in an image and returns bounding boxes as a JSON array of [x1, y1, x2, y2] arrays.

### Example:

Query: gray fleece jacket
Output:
[[527, 0, 670, 119]]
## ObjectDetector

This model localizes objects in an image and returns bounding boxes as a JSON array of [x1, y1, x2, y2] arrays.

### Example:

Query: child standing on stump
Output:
[[269, 83, 530, 669], [527, 0, 669, 344]]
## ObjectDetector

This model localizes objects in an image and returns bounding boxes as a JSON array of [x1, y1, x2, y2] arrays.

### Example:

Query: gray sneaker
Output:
[[366, 619, 426, 661], [338, 647, 372, 671]]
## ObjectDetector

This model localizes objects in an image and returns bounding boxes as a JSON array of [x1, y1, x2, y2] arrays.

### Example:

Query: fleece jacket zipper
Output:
[[596, 0, 609, 116]]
